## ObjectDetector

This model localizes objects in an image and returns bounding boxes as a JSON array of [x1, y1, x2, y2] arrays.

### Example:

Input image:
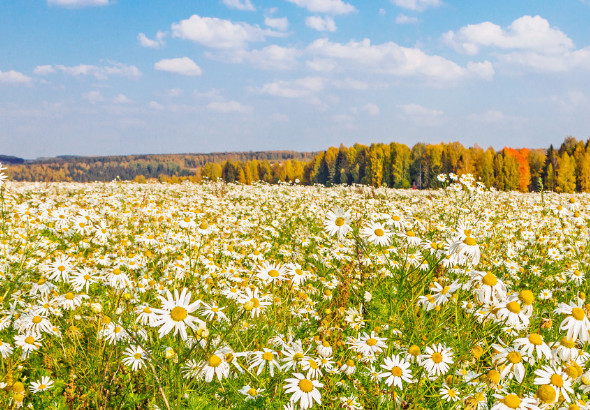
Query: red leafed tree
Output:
[[504, 147, 531, 192]]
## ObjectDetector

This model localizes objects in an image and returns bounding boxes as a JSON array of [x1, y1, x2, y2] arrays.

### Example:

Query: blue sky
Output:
[[1, 0, 590, 158]]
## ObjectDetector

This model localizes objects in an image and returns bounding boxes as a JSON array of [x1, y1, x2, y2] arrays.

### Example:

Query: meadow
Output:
[[0, 170, 589, 409]]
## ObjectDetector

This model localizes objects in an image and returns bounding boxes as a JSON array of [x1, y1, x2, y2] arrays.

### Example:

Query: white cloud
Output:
[[390, 0, 441, 12], [258, 77, 324, 103], [154, 57, 202, 76], [332, 78, 369, 90], [306, 16, 337, 32], [47, 0, 109, 7], [222, 0, 255, 11], [270, 113, 289, 122], [306, 58, 336, 72], [168, 88, 184, 97], [83, 90, 104, 104], [40, 63, 141, 80], [362, 103, 380, 115], [112, 94, 132, 104], [443, 15, 573, 55], [0, 70, 32, 85], [444, 15, 590, 72], [171, 14, 284, 50], [395, 14, 418, 24], [206, 100, 252, 113], [286, 0, 356, 14], [138, 32, 166, 49], [233, 45, 301, 70], [307, 38, 494, 82], [264, 17, 289, 31], [149, 101, 165, 110], [33, 65, 56, 75], [399, 103, 442, 116]]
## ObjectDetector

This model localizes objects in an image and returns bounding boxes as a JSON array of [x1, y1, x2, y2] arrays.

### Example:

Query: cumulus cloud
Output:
[[171, 14, 284, 50], [285, 0, 356, 14], [390, 0, 441, 12], [206, 100, 252, 113], [47, 0, 109, 7], [149, 101, 165, 110], [443, 15, 573, 55], [38, 63, 141, 80], [83, 90, 105, 104], [154, 57, 202, 76], [307, 38, 494, 82], [0, 70, 33, 85], [257, 77, 325, 104], [306, 16, 337, 32], [233, 45, 301, 70], [399, 103, 442, 116], [264, 17, 289, 31], [222, 0, 255, 11], [33, 65, 56, 75], [395, 14, 418, 24], [362, 103, 380, 116], [138, 32, 166, 49], [332, 78, 369, 90], [443, 15, 590, 72], [112, 94, 132, 104]]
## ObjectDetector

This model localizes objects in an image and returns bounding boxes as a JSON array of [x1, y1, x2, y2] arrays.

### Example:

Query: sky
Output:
[[1, 0, 590, 158]]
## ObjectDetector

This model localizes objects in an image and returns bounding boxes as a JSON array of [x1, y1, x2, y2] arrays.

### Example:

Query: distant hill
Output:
[[5, 151, 317, 182]]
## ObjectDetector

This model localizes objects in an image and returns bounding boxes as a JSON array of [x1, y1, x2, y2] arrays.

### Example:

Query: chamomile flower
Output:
[[420, 344, 454, 377], [151, 288, 203, 341], [284, 373, 323, 410], [29, 376, 54, 394], [361, 222, 392, 246], [379, 354, 413, 389], [324, 207, 352, 239], [122, 345, 147, 371]]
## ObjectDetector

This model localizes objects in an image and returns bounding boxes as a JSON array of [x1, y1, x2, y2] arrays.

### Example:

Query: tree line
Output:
[[198, 136, 590, 193]]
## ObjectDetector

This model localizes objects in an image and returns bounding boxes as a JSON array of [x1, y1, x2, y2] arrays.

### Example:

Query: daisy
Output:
[[360, 222, 392, 246], [0, 340, 13, 358], [29, 376, 54, 394], [470, 270, 507, 304], [555, 301, 590, 343], [14, 333, 43, 359], [490, 393, 540, 410], [439, 384, 461, 402], [70, 267, 98, 293], [284, 373, 323, 410], [301, 357, 323, 379], [420, 344, 454, 377], [122, 345, 147, 371], [199, 301, 228, 322], [45, 255, 74, 282], [151, 288, 203, 341], [324, 207, 352, 239], [238, 287, 271, 318], [201, 351, 230, 382], [248, 348, 281, 377], [238, 385, 264, 401], [513, 333, 552, 363], [495, 297, 530, 330], [379, 354, 413, 389], [349, 331, 388, 356], [492, 344, 529, 383], [534, 365, 574, 403], [257, 262, 287, 285]]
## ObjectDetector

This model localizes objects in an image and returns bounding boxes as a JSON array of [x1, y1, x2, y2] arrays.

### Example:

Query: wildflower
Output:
[[14, 333, 43, 359], [348, 331, 388, 356], [29, 376, 54, 394], [360, 222, 392, 246], [151, 288, 203, 340], [238, 385, 264, 401], [533, 365, 573, 403], [421, 344, 454, 377], [122, 345, 147, 371], [284, 373, 323, 410], [555, 301, 590, 343], [248, 348, 281, 376], [324, 207, 351, 239], [491, 393, 540, 410], [379, 354, 413, 389], [201, 351, 230, 382]]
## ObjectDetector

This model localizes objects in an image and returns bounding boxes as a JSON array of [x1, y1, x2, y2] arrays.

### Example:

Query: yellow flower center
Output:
[[408, 345, 421, 356], [572, 307, 585, 321], [503, 394, 521, 409], [25, 336, 35, 344], [441, 286, 450, 295], [335, 217, 345, 227], [143, 307, 152, 313], [208, 355, 222, 368], [113, 268, 121, 275], [170, 306, 188, 322], [507, 351, 522, 364], [366, 338, 378, 346], [431, 352, 443, 363], [346, 359, 354, 367], [391, 366, 402, 377], [561, 337, 575, 348], [506, 301, 521, 314], [262, 352, 274, 361], [550, 374, 564, 387], [518, 290, 534, 305], [38, 277, 46, 285], [134, 353, 142, 360], [565, 365, 581, 379], [293, 353, 304, 362], [309, 359, 318, 369], [528, 334, 543, 345], [58, 265, 65, 272], [38, 384, 46, 390], [268, 270, 280, 278], [482, 272, 497, 286], [199, 221, 208, 230], [537, 384, 556, 403], [298, 379, 314, 393], [463, 237, 477, 246], [65, 292, 75, 300], [250, 298, 260, 308], [374, 228, 385, 237], [32, 316, 42, 324], [247, 388, 257, 396], [84, 274, 91, 280]]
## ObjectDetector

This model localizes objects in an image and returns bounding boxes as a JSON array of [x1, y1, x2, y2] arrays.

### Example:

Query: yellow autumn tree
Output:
[[556, 152, 576, 193]]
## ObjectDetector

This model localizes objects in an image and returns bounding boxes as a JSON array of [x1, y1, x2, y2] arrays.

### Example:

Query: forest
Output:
[[5, 136, 590, 192]]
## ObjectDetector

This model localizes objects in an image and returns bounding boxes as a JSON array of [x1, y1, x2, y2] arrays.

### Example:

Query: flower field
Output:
[[1, 171, 590, 409]]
